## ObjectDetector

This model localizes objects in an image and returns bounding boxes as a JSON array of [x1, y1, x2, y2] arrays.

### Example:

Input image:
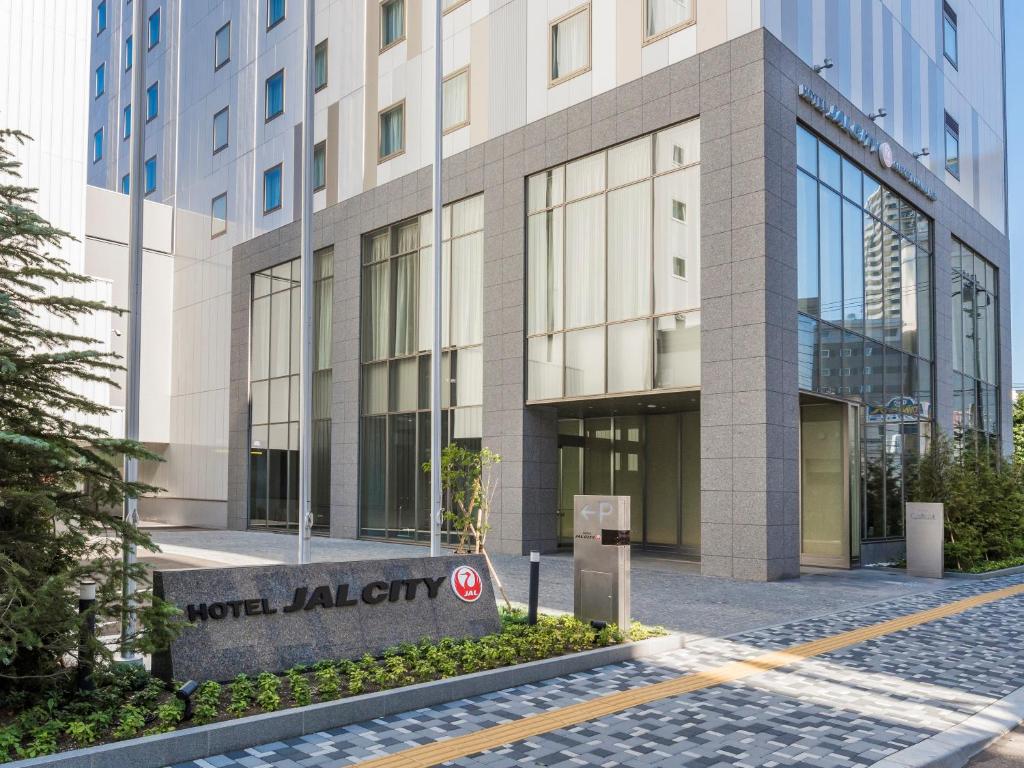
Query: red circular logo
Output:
[[450, 565, 482, 602]]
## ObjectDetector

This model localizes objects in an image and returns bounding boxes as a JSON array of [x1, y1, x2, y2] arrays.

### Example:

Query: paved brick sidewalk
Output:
[[170, 574, 1024, 768]]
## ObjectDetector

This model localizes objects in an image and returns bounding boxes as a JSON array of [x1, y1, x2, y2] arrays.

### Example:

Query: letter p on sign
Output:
[[451, 565, 482, 602]]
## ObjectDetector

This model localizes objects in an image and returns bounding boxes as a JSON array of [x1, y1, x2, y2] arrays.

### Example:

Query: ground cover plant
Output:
[[0, 609, 665, 761]]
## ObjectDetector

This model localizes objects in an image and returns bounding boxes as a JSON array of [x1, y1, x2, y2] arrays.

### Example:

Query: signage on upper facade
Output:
[[798, 84, 938, 202], [152, 554, 501, 682]]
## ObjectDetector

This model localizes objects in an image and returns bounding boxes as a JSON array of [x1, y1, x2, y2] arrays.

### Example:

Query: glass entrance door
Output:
[[800, 399, 860, 567]]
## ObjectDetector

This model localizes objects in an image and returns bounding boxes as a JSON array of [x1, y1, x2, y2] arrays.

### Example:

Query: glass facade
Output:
[[359, 195, 483, 541], [526, 120, 701, 401], [248, 250, 333, 531], [797, 125, 933, 541], [951, 239, 1000, 450]]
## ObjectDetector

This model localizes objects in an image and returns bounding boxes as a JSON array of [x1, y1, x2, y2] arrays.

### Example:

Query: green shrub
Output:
[[286, 667, 311, 707], [255, 673, 281, 712], [111, 705, 146, 741], [227, 674, 255, 716], [313, 665, 341, 700], [192, 681, 222, 725]]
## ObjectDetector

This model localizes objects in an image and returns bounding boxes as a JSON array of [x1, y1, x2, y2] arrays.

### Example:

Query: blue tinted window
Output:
[[93, 128, 103, 162], [215, 22, 230, 68], [123, 104, 131, 139], [96, 1, 106, 34], [144, 156, 157, 194], [265, 70, 284, 120], [268, 0, 285, 28], [943, 3, 958, 68], [147, 82, 158, 120], [148, 9, 160, 48], [263, 165, 282, 212], [213, 107, 229, 152], [124, 35, 133, 70], [121, 174, 130, 194], [95, 63, 105, 97]]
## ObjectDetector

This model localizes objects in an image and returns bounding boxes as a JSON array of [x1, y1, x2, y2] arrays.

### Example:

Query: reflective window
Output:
[[943, 2, 958, 69], [951, 239, 1000, 450], [146, 82, 158, 120], [796, 125, 935, 541], [358, 196, 484, 541], [122, 104, 131, 139], [263, 164, 282, 213], [148, 9, 160, 49], [124, 35, 132, 71], [314, 39, 327, 90], [380, 0, 405, 50], [96, 1, 106, 34], [526, 120, 701, 400], [95, 63, 105, 97], [92, 128, 103, 163], [144, 156, 156, 194], [313, 141, 326, 191], [378, 102, 404, 160], [550, 5, 590, 84], [121, 174, 130, 195], [211, 192, 227, 237], [267, 0, 285, 29], [215, 22, 230, 69], [248, 251, 332, 531], [213, 106, 229, 153], [945, 112, 960, 179], [265, 70, 284, 121], [643, 0, 694, 42]]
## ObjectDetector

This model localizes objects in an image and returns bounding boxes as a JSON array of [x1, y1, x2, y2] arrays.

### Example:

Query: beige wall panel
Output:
[[697, 0, 728, 52], [363, 0, 380, 191], [470, 16, 489, 145], [616, 0, 641, 84]]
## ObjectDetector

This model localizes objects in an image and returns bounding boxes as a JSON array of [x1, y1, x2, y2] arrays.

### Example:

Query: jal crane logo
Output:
[[450, 565, 482, 602]]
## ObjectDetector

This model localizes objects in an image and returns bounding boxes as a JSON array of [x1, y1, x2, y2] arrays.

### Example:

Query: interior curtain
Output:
[[382, 0, 404, 43], [646, 0, 691, 37], [369, 262, 389, 360], [450, 233, 482, 346], [381, 108, 403, 156], [393, 255, 416, 356], [443, 71, 468, 130], [564, 196, 605, 328], [527, 210, 563, 334], [552, 9, 588, 80], [607, 181, 651, 321]]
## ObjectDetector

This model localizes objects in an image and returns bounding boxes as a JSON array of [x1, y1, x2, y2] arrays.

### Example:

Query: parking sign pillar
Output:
[[572, 496, 630, 631]]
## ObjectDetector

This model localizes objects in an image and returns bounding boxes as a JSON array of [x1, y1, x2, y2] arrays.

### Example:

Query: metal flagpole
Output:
[[298, 0, 315, 564], [429, 0, 443, 557], [119, 0, 148, 664]]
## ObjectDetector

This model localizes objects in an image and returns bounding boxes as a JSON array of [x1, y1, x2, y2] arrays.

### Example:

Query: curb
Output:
[[945, 564, 1024, 580], [6, 633, 685, 768], [871, 684, 1024, 767]]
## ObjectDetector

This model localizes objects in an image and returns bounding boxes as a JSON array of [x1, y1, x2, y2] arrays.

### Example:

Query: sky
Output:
[[1008, 3, 1023, 386]]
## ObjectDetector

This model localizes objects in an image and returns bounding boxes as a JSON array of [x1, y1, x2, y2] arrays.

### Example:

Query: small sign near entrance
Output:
[[152, 554, 500, 682]]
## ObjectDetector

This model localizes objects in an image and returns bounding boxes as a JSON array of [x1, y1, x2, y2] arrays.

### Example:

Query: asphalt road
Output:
[[968, 725, 1024, 766]]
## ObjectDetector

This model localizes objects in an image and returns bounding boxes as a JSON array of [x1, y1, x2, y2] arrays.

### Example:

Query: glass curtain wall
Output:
[[359, 195, 484, 541], [248, 249, 333, 531], [526, 119, 701, 401], [951, 240, 1000, 450], [796, 125, 933, 542]]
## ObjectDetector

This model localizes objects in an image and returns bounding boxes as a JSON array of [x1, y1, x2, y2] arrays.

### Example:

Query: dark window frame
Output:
[[944, 112, 960, 179], [95, 62, 105, 98], [213, 106, 230, 154], [215, 21, 231, 70], [265, 69, 285, 122], [314, 39, 328, 91], [148, 8, 161, 50], [144, 155, 157, 195], [96, 1, 107, 35], [122, 103, 131, 140], [313, 140, 327, 191], [146, 81, 159, 122], [124, 34, 133, 71], [267, 0, 286, 31], [211, 192, 228, 238], [92, 128, 104, 163], [943, 2, 958, 70], [263, 163, 284, 214]]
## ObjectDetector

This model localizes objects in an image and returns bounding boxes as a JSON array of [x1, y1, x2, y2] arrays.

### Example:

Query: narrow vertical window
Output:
[[267, 0, 285, 29], [314, 40, 328, 90], [211, 192, 228, 237], [378, 102, 405, 161], [442, 68, 470, 133], [123, 104, 131, 139], [380, 0, 405, 50], [313, 141, 326, 190], [945, 112, 960, 179], [144, 156, 157, 195], [643, 0, 694, 43], [943, 3, 958, 69], [96, 1, 107, 34], [124, 35, 133, 71], [121, 174, 130, 194], [263, 164, 283, 213], [148, 8, 160, 49], [213, 107, 229, 153], [147, 82, 159, 120], [95, 63, 105, 97], [93, 128, 104, 162], [265, 70, 285, 121], [215, 22, 231, 69], [550, 5, 590, 85]]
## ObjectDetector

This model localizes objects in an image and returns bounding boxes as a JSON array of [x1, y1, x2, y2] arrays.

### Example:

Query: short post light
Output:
[[527, 551, 540, 626], [76, 581, 97, 692]]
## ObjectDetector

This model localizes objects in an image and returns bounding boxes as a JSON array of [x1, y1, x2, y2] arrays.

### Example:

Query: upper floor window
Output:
[[442, 67, 470, 133], [643, 0, 695, 43], [314, 40, 328, 91], [550, 5, 590, 85], [147, 82, 159, 121], [121, 173, 130, 195], [265, 70, 285, 121], [213, 107, 229, 153], [267, 0, 285, 30], [148, 8, 161, 49], [945, 112, 960, 179], [263, 164, 283, 213], [124, 35, 133, 71], [123, 104, 131, 139], [313, 141, 326, 191], [93, 128, 104, 162], [378, 101, 405, 161], [96, 1, 107, 34], [380, 0, 405, 51], [215, 22, 231, 69], [211, 192, 228, 237], [943, 2, 958, 69], [95, 63, 105, 98], [144, 156, 157, 195]]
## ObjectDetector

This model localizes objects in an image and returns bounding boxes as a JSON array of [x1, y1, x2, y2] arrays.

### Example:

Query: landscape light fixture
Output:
[[812, 57, 834, 73], [868, 107, 888, 121], [176, 680, 199, 720], [913, 147, 930, 159]]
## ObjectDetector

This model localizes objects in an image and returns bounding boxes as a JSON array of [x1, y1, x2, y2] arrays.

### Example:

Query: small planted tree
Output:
[[424, 444, 511, 608], [0, 129, 176, 699]]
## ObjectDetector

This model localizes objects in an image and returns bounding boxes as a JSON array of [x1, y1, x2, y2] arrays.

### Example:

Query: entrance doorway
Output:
[[557, 412, 700, 557], [799, 396, 861, 568]]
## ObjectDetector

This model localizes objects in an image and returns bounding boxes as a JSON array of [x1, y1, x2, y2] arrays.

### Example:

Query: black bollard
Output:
[[527, 551, 540, 625], [76, 581, 97, 692]]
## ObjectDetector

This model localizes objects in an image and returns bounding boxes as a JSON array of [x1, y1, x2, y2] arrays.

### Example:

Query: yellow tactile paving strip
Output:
[[354, 582, 1024, 768]]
